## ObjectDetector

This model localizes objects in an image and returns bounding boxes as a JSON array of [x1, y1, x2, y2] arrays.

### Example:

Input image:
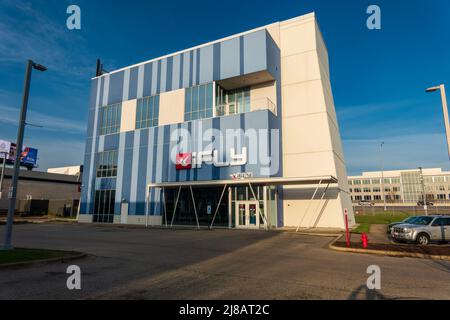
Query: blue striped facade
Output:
[[80, 29, 283, 217]]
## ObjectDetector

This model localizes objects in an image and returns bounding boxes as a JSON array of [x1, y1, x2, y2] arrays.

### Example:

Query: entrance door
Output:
[[235, 201, 260, 229]]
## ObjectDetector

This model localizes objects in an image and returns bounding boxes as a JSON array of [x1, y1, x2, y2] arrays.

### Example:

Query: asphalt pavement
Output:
[[0, 223, 449, 300]]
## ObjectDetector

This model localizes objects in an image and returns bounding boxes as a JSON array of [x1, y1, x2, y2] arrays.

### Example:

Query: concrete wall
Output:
[[159, 88, 185, 126], [277, 13, 355, 229]]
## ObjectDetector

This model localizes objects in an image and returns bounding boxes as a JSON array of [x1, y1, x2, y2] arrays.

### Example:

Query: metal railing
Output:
[[215, 97, 276, 117]]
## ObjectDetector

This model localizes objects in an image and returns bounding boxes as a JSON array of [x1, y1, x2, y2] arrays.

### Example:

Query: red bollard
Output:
[[361, 233, 369, 249]]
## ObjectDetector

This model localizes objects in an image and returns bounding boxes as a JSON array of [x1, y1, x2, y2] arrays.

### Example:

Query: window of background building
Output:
[[384, 178, 391, 184], [363, 188, 371, 193], [371, 179, 381, 184], [349, 188, 353, 193], [364, 195, 372, 201], [354, 188, 362, 193], [185, 83, 213, 121], [438, 186, 446, 191], [354, 180, 362, 185], [437, 194, 446, 200], [391, 178, 400, 184], [393, 187, 400, 192], [373, 187, 381, 192], [96, 150, 118, 178], [385, 187, 391, 192], [374, 195, 382, 200], [99, 103, 122, 135], [355, 196, 362, 201], [363, 179, 371, 185], [435, 176, 446, 183], [136, 95, 159, 129], [348, 180, 353, 185]]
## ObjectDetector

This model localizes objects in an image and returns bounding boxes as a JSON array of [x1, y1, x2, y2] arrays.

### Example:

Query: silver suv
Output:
[[391, 215, 450, 245]]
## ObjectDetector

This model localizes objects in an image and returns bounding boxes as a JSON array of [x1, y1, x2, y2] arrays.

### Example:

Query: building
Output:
[[79, 13, 355, 229], [348, 168, 450, 206], [47, 166, 82, 176], [0, 168, 81, 216]]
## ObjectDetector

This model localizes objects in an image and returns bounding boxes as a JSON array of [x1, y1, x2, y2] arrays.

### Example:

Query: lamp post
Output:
[[418, 167, 428, 215], [1, 60, 47, 251], [380, 142, 387, 211], [0, 152, 7, 199], [426, 84, 450, 161]]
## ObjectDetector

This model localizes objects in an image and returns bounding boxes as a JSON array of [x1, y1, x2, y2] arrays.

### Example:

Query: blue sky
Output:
[[0, 0, 449, 175]]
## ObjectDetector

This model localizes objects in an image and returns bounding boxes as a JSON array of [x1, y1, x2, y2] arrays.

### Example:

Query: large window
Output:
[[96, 150, 118, 178], [185, 83, 213, 121], [216, 84, 250, 116], [93, 189, 115, 223], [99, 103, 122, 135], [136, 95, 159, 129]]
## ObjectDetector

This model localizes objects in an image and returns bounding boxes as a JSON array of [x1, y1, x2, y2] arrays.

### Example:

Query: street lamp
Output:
[[426, 84, 450, 161], [418, 166, 428, 216], [1, 60, 47, 251]]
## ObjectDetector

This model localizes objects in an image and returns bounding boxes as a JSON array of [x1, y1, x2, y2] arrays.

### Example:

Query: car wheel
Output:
[[416, 233, 430, 246]]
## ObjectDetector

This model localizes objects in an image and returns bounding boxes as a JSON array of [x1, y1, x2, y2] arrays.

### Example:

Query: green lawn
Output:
[[353, 212, 410, 234], [0, 248, 80, 265]]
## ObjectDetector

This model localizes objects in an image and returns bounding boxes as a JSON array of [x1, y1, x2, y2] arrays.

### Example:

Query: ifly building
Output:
[[79, 13, 356, 230]]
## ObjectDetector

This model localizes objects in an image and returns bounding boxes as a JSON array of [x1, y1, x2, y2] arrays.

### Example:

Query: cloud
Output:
[[343, 133, 450, 175], [0, 0, 94, 79], [0, 104, 86, 134]]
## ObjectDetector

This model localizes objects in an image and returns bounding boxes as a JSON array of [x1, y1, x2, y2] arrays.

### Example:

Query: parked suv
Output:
[[417, 200, 434, 207], [391, 215, 450, 245]]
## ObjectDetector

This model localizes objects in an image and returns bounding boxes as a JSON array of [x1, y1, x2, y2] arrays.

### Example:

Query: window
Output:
[[393, 187, 400, 192], [374, 195, 382, 200], [438, 186, 446, 191], [354, 188, 362, 193], [96, 150, 118, 178], [373, 187, 381, 193], [348, 180, 353, 185], [371, 179, 381, 184], [434, 176, 446, 183], [136, 95, 159, 129], [354, 180, 362, 185], [364, 196, 372, 201], [185, 83, 213, 121], [99, 103, 122, 135], [362, 179, 371, 185], [384, 187, 391, 192], [391, 178, 401, 184], [363, 188, 371, 193], [93, 189, 115, 223], [384, 178, 391, 184], [355, 196, 362, 201], [349, 188, 353, 193], [437, 194, 446, 200], [215, 84, 250, 116]]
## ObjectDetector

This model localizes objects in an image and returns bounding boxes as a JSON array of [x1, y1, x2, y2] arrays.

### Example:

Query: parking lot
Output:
[[1, 223, 450, 300]]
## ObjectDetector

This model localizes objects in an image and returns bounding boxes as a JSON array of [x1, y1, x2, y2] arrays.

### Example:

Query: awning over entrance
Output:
[[146, 176, 338, 231], [148, 175, 338, 188]]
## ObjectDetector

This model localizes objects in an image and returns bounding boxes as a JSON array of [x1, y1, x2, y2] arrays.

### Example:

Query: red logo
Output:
[[176, 153, 192, 170]]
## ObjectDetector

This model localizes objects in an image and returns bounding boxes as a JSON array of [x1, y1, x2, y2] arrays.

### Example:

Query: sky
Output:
[[0, 0, 449, 175]]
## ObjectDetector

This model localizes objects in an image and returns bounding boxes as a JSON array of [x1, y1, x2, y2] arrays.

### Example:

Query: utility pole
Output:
[[0, 152, 7, 199], [426, 85, 450, 161], [1, 60, 47, 251], [380, 142, 387, 211], [418, 167, 428, 216]]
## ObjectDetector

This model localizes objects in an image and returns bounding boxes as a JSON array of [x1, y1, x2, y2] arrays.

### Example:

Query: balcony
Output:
[[215, 97, 276, 117]]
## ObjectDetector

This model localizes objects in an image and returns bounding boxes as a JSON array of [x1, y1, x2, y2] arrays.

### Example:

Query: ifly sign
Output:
[[176, 148, 247, 170]]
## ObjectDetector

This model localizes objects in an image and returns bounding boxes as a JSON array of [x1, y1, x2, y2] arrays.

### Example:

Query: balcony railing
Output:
[[215, 97, 276, 117]]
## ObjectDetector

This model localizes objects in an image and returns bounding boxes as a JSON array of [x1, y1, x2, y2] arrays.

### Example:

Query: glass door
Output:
[[235, 201, 260, 229]]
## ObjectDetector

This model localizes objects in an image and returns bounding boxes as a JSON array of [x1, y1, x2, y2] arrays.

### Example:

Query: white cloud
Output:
[[0, 104, 86, 134]]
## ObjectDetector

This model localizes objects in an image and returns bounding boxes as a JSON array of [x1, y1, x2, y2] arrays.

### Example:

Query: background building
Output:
[[349, 168, 450, 206], [79, 13, 354, 229], [0, 168, 81, 216]]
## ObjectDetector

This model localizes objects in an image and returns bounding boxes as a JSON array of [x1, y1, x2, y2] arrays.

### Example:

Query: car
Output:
[[358, 200, 374, 207], [391, 215, 450, 245], [387, 216, 420, 234], [417, 200, 434, 206]]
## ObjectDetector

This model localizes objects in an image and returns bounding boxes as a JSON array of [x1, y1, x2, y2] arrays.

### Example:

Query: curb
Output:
[[0, 253, 88, 270], [329, 237, 450, 261]]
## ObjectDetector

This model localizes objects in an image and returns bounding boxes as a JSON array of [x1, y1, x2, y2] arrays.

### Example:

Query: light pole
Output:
[[0, 152, 7, 199], [418, 167, 428, 215], [1, 60, 47, 251], [380, 142, 387, 211], [426, 84, 450, 161]]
